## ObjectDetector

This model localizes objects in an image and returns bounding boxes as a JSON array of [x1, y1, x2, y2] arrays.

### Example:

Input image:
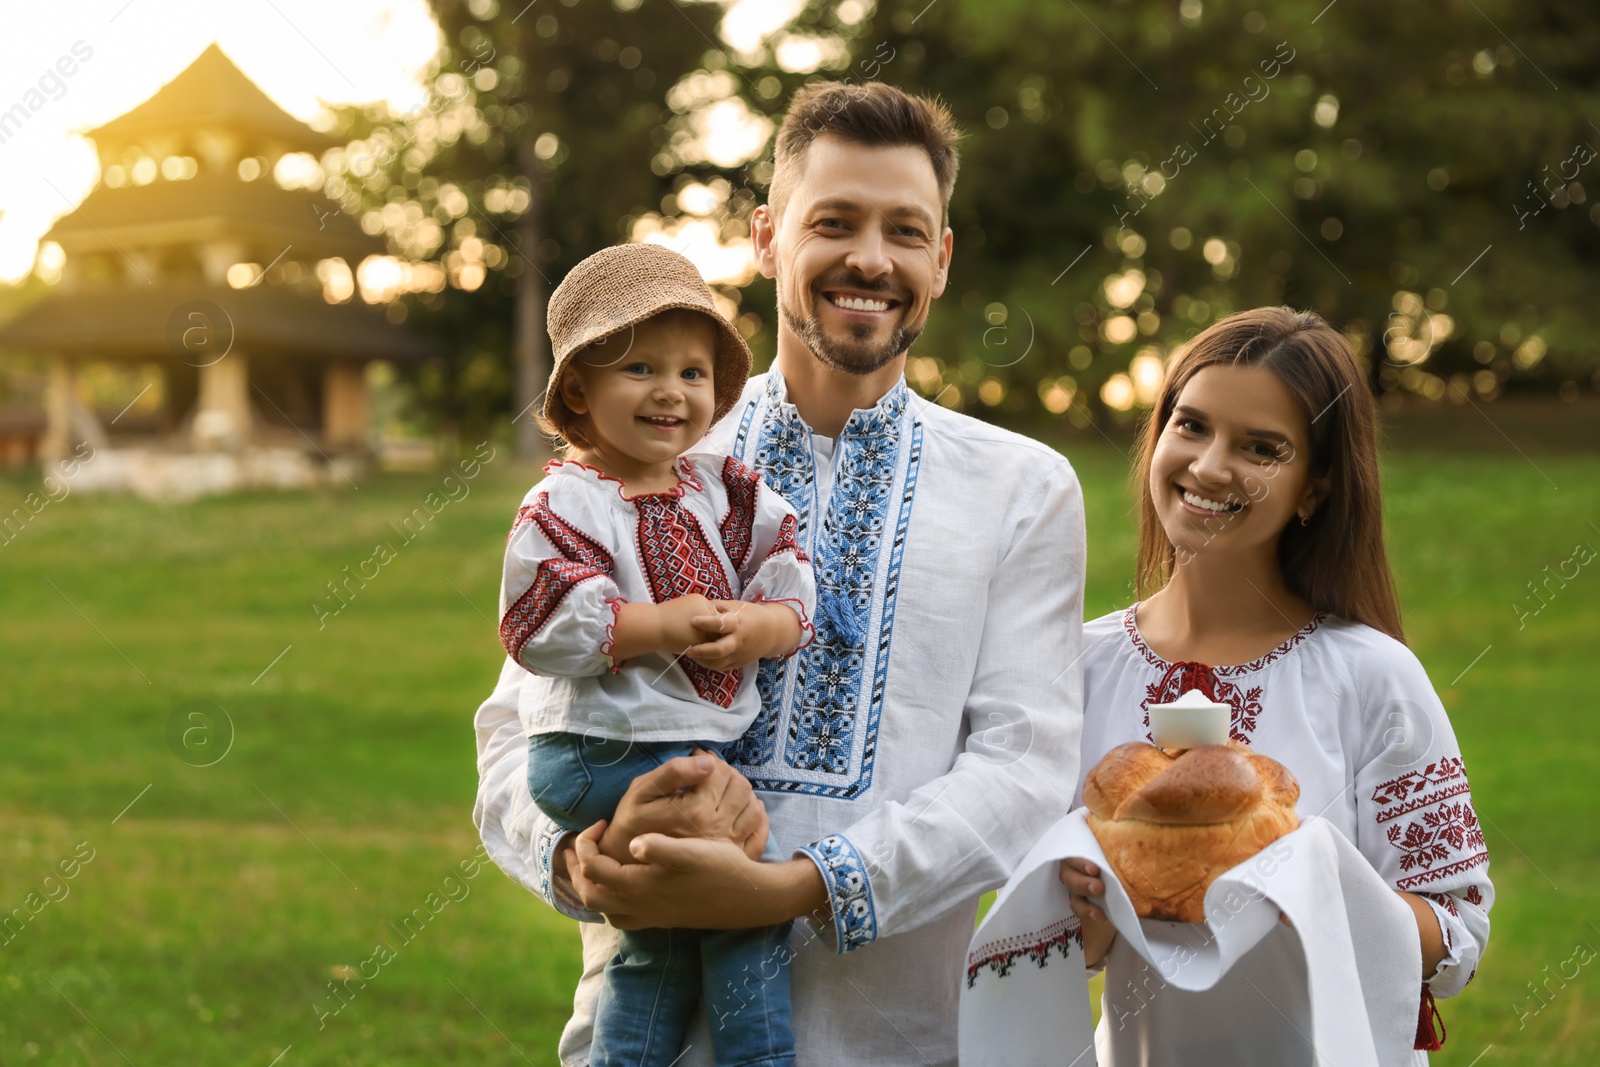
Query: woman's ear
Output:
[[558, 367, 589, 415], [1298, 473, 1333, 521]]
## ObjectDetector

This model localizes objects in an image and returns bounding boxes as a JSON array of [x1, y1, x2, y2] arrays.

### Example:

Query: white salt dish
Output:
[[1149, 688, 1232, 749]]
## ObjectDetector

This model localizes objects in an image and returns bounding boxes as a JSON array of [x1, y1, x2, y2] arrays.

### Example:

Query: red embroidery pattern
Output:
[[1370, 758, 1470, 822], [1372, 758, 1488, 889], [1124, 607, 1321, 744], [544, 457, 704, 500], [509, 504, 538, 542], [719, 455, 763, 572], [1464, 885, 1483, 907], [966, 918, 1084, 988], [1141, 674, 1264, 744], [1386, 801, 1488, 889], [1419, 891, 1460, 918], [635, 495, 741, 708], [1123, 606, 1323, 677], [766, 513, 804, 563], [501, 495, 615, 663]]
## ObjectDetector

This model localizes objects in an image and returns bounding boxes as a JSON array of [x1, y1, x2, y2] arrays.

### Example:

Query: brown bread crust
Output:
[[1085, 741, 1300, 923]]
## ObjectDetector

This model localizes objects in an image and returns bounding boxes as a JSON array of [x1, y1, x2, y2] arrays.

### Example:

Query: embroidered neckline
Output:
[[761, 371, 910, 439], [1122, 602, 1324, 678], [729, 373, 923, 800], [544, 456, 704, 502]]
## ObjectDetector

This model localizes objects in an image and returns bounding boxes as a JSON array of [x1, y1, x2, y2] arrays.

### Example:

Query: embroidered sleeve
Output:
[[1352, 641, 1493, 998], [796, 834, 879, 954], [532, 814, 605, 922], [795, 458, 1086, 953], [738, 477, 815, 656], [717, 454, 765, 575], [1416, 885, 1492, 997], [499, 485, 623, 677]]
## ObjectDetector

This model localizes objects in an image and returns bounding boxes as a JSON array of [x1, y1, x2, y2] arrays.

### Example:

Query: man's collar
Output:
[[762, 372, 910, 440]]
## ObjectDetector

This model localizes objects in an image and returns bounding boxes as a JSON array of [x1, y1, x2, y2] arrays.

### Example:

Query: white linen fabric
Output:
[[959, 811, 1423, 1067], [473, 373, 1087, 1066], [500, 450, 815, 743]]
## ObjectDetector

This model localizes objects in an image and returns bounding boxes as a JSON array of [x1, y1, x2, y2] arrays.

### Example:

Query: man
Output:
[[474, 81, 1086, 1065]]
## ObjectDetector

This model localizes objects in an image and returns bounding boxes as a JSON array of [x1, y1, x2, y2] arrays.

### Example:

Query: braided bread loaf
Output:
[[1084, 741, 1300, 923]]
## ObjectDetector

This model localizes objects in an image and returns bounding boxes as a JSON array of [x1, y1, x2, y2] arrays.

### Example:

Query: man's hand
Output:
[[567, 823, 828, 930], [1060, 857, 1118, 967], [686, 600, 803, 671], [597, 750, 768, 863]]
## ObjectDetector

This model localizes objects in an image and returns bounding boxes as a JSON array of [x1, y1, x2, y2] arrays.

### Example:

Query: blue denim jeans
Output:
[[528, 732, 795, 1067]]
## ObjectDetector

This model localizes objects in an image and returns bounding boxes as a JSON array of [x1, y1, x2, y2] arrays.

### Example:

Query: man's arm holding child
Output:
[[473, 660, 773, 918], [567, 457, 1087, 946]]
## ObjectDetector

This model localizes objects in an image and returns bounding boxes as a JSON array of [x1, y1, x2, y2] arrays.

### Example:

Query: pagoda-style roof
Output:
[[0, 285, 438, 363], [44, 171, 383, 262], [87, 44, 336, 154]]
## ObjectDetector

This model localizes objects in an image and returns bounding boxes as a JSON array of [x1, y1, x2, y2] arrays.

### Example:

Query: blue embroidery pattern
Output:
[[534, 818, 568, 911], [800, 834, 878, 952], [727, 375, 921, 799]]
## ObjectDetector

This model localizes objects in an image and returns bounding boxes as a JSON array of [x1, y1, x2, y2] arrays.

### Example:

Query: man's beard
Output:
[[779, 293, 923, 377]]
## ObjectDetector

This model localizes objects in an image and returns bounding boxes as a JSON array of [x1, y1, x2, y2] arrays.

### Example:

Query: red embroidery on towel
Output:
[[965, 919, 1084, 988]]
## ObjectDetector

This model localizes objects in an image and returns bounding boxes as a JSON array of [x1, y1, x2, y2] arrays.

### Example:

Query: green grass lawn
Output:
[[1, 431, 1596, 1064]]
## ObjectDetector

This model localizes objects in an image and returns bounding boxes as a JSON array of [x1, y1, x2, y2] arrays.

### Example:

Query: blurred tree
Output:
[[328, 0, 764, 454], [331, 0, 1600, 438], [849, 0, 1600, 421], [674, 0, 1600, 424]]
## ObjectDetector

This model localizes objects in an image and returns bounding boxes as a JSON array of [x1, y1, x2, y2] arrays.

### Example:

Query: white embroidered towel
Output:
[[959, 811, 1421, 1067]]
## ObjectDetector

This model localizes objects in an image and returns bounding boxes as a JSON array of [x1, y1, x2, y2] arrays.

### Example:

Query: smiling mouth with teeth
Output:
[[639, 415, 684, 427], [825, 292, 896, 314], [1180, 487, 1244, 514]]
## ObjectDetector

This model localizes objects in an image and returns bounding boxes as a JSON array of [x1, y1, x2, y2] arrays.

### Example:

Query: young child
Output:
[[1060, 307, 1491, 1063], [500, 242, 815, 1067]]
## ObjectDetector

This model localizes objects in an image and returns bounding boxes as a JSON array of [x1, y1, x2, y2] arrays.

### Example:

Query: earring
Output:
[[1299, 514, 1311, 526]]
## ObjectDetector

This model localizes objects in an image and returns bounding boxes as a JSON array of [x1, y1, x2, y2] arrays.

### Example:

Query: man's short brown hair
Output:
[[767, 81, 962, 227]]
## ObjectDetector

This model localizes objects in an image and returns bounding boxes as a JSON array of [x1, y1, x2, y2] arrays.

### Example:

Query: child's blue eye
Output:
[[681, 367, 706, 381], [623, 363, 650, 375]]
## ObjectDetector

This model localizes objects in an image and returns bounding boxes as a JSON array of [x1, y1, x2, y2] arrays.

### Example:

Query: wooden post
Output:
[[40, 356, 74, 464], [323, 363, 369, 449], [192, 353, 252, 449]]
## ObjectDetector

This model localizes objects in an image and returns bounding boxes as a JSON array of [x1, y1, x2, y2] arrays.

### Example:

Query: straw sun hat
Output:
[[541, 243, 753, 436]]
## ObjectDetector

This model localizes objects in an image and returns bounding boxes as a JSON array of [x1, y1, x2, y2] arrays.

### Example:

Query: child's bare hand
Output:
[[654, 594, 720, 652], [686, 600, 801, 671]]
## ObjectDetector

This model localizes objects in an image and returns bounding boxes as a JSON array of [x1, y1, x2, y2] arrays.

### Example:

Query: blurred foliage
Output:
[[332, 0, 1600, 434], [325, 0, 754, 439]]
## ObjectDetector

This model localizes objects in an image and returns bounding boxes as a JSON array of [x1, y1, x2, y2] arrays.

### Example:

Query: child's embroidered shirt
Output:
[[499, 450, 815, 742]]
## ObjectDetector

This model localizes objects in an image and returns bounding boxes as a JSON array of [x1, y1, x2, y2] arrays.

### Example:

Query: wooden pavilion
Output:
[[0, 44, 437, 493]]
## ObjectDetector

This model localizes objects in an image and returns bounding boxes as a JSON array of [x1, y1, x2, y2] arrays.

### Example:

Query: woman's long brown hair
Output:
[[1132, 306, 1405, 641]]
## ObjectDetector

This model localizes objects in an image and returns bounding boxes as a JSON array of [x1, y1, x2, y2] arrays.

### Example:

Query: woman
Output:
[[1060, 307, 1491, 1063]]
